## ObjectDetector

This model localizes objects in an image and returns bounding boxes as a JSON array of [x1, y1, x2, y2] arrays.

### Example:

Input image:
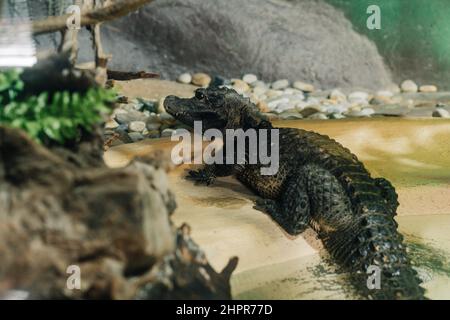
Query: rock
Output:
[[158, 97, 167, 114], [145, 113, 159, 124], [177, 73, 192, 84], [105, 119, 120, 129], [387, 84, 401, 94], [329, 113, 346, 119], [374, 105, 410, 117], [283, 88, 303, 96], [161, 128, 176, 137], [265, 89, 283, 98], [360, 107, 375, 116], [308, 113, 328, 120], [192, 73, 211, 87], [267, 97, 290, 111], [401, 80, 418, 93], [97, 0, 394, 90], [370, 96, 393, 105], [293, 81, 315, 92], [251, 80, 268, 89], [271, 79, 289, 90], [274, 102, 294, 114], [348, 91, 369, 103], [146, 121, 162, 131], [242, 74, 258, 84], [278, 112, 303, 120], [432, 108, 450, 118], [378, 92, 401, 104], [147, 130, 161, 138], [346, 107, 375, 117], [300, 106, 325, 118], [137, 99, 158, 113], [129, 121, 147, 132], [159, 112, 176, 124], [252, 86, 267, 96], [135, 225, 237, 300], [256, 101, 270, 113], [115, 110, 148, 125], [113, 108, 128, 116], [0, 126, 177, 299], [329, 89, 347, 102], [419, 85, 438, 93], [122, 103, 140, 112], [232, 79, 250, 94], [326, 104, 349, 114], [128, 132, 145, 142], [406, 107, 435, 118], [376, 90, 394, 98]]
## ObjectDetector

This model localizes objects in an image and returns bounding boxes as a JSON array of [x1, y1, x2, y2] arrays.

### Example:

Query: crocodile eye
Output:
[[195, 91, 205, 100]]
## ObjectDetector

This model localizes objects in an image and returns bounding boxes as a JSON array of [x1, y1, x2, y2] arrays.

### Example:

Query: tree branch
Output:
[[32, 0, 154, 35]]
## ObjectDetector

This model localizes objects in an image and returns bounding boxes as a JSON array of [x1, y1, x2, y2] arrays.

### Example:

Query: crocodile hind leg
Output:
[[254, 175, 311, 236]]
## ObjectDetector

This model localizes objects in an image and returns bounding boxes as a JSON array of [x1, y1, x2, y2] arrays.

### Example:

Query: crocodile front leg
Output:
[[187, 164, 235, 186]]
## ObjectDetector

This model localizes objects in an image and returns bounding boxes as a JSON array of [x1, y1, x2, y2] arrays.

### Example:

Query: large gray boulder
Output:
[[96, 0, 393, 90]]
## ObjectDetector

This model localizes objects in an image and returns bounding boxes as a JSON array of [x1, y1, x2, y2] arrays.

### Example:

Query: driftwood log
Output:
[[0, 125, 237, 299], [32, 0, 154, 35]]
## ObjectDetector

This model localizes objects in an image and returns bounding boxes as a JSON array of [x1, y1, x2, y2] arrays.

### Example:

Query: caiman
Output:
[[164, 86, 426, 300]]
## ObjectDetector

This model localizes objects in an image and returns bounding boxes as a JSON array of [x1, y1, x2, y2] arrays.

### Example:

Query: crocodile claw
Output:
[[186, 169, 215, 186]]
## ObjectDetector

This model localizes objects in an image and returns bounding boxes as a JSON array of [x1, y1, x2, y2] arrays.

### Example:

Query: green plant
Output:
[[0, 69, 116, 145]]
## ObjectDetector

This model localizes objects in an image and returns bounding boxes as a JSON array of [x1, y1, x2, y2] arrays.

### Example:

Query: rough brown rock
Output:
[[0, 126, 236, 299]]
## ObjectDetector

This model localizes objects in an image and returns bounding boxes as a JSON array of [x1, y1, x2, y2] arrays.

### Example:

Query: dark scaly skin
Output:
[[164, 87, 426, 300]]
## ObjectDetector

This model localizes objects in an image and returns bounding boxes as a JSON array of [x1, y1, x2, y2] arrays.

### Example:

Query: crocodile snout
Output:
[[163, 95, 179, 114]]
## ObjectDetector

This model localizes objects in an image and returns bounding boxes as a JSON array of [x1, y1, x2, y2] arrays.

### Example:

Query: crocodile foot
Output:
[[186, 169, 216, 186]]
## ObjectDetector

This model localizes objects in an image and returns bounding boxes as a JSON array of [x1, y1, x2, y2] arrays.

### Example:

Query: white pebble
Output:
[[376, 90, 394, 98], [266, 89, 284, 98], [105, 119, 119, 129], [329, 89, 347, 102], [129, 121, 146, 132], [243, 74, 258, 84], [419, 85, 438, 93], [252, 86, 267, 96], [360, 107, 375, 116], [161, 128, 176, 137], [401, 80, 418, 93], [146, 122, 162, 131], [158, 98, 167, 114], [293, 81, 315, 92], [271, 79, 289, 90], [348, 91, 369, 103], [433, 108, 450, 118], [251, 80, 267, 88], [274, 103, 295, 113], [232, 79, 250, 94], [177, 73, 192, 84], [308, 113, 328, 120], [267, 97, 290, 111]]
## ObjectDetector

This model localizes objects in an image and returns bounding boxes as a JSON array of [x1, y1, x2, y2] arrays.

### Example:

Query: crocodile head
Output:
[[164, 87, 268, 131]]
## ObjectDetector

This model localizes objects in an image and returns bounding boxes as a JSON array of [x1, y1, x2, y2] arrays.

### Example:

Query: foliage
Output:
[[0, 69, 116, 145]]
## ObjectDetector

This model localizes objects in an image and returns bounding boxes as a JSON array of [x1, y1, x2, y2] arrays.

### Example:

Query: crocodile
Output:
[[164, 86, 426, 300]]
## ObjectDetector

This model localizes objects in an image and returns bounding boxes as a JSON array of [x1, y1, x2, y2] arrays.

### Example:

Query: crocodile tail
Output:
[[322, 206, 426, 300]]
